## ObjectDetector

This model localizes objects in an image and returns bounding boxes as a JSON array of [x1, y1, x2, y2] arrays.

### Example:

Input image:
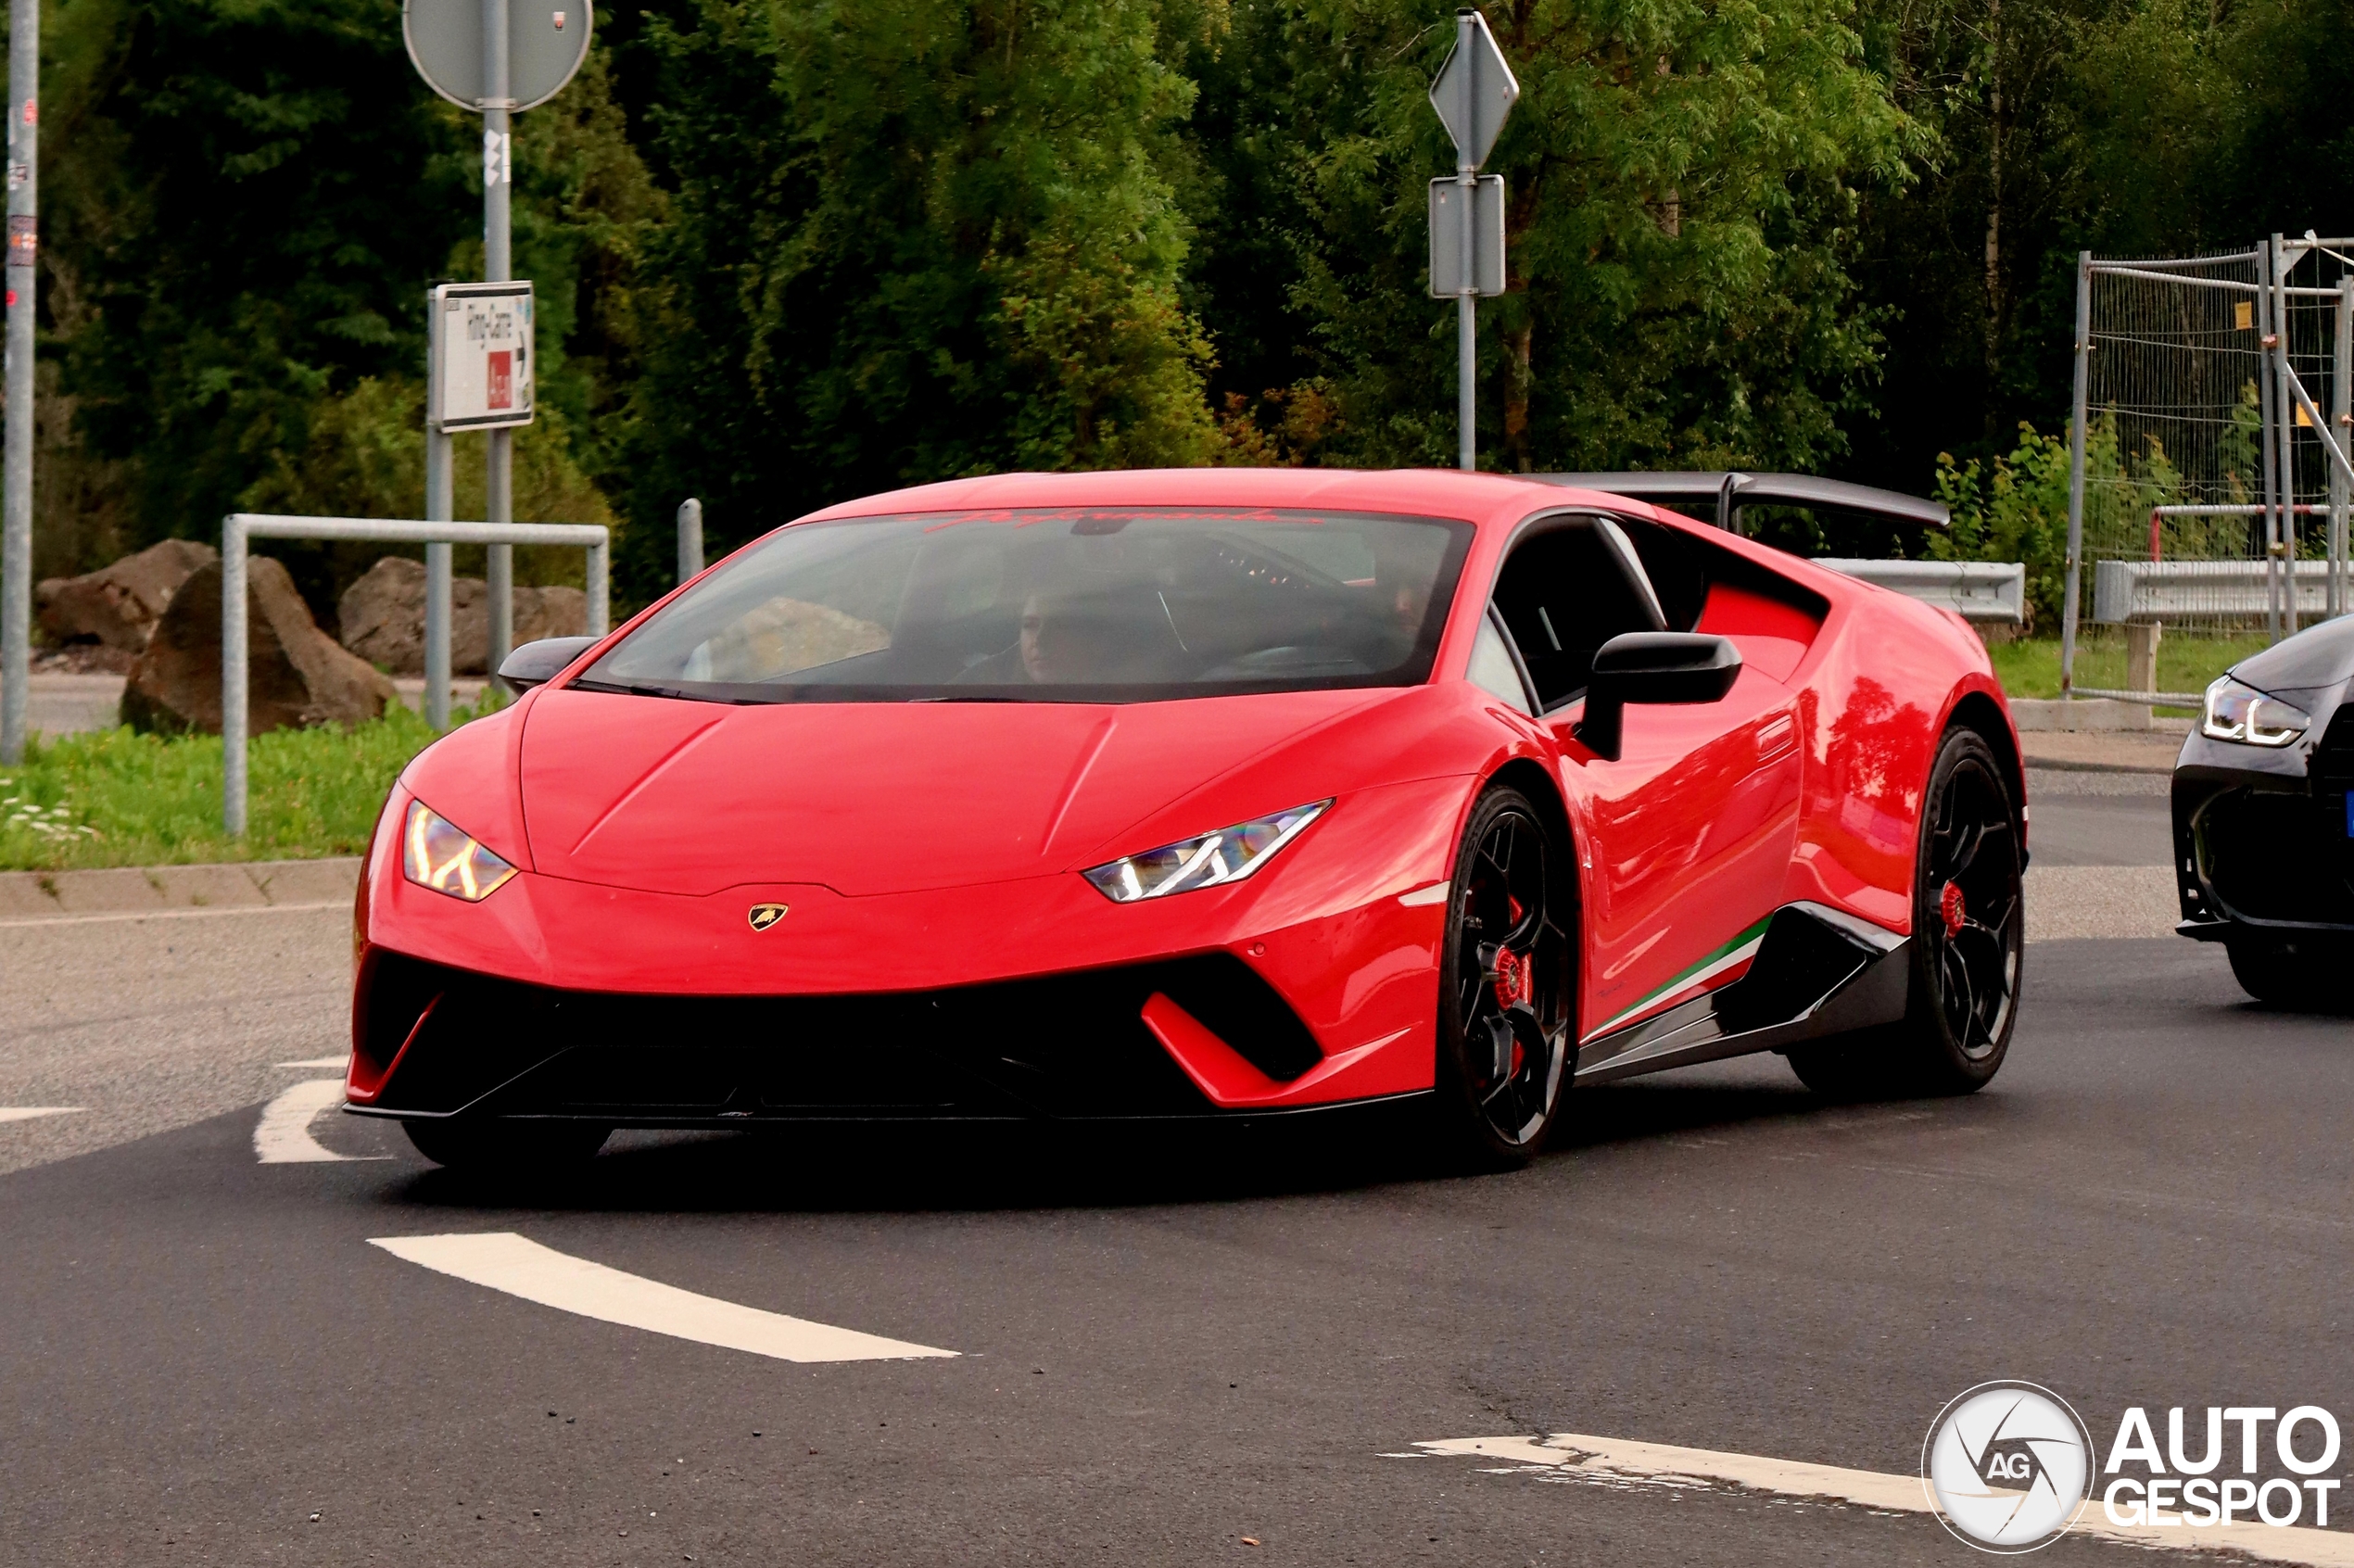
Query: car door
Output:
[[1487, 515, 1802, 1044]]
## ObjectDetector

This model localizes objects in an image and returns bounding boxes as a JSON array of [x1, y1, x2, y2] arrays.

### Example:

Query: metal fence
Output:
[[2063, 237, 2354, 699], [221, 513, 610, 834]]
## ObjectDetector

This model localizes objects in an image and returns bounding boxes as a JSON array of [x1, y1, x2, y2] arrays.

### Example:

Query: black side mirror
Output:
[[1575, 632, 1742, 761], [497, 635, 601, 692]]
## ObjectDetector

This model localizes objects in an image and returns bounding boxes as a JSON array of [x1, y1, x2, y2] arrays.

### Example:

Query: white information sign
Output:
[[432, 281, 535, 432]]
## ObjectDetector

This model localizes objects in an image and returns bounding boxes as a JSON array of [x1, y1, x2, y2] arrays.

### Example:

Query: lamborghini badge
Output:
[[747, 903, 789, 931]]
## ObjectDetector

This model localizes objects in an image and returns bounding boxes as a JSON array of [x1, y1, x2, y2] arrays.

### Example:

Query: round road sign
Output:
[[404, 0, 593, 113]]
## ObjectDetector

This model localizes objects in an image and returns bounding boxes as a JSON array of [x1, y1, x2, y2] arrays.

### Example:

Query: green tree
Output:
[[615, 0, 1221, 590], [1180, 0, 1915, 479]]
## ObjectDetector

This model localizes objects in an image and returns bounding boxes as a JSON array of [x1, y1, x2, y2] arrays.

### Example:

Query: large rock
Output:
[[122, 556, 400, 736], [36, 538, 218, 651], [337, 555, 589, 675]]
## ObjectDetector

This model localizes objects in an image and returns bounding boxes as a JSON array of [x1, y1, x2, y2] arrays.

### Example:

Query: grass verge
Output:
[[0, 699, 498, 873], [1984, 632, 2259, 712]]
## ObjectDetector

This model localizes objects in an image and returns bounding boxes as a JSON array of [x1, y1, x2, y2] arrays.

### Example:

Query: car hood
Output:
[[517, 687, 1397, 897]]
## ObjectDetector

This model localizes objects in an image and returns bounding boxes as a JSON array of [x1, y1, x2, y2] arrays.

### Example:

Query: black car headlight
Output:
[[402, 800, 520, 902], [1082, 801, 1330, 903], [2201, 676, 2310, 748]]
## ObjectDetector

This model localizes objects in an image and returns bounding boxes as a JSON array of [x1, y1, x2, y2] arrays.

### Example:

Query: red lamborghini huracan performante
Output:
[[348, 469, 2026, 1170]]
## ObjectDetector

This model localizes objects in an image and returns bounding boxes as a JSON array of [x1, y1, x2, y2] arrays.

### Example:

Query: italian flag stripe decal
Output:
[[1589, 915, 1776, 1040]]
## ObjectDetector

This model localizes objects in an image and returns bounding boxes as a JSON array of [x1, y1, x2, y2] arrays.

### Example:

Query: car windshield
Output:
[[576, 507, 1473, 704]]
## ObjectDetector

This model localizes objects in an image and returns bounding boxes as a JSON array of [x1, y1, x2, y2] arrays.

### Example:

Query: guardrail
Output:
[[2090, 558, 2345, 625], [221, 513, 611, 835], [1813, 559, 2026, 624]]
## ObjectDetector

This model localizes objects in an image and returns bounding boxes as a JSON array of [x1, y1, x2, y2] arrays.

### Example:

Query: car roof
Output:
[[796, 468, 1644, 533]]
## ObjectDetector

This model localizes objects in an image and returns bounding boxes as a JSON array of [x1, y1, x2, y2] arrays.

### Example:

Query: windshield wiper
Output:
[[566, 677, 758, 704]]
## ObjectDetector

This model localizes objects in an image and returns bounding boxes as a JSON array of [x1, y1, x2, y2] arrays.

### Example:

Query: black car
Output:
[[2174, 613, 2354, 1003]]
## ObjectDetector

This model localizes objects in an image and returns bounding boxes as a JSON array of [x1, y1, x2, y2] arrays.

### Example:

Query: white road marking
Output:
[[275, 1056, 348, 1069], [1417, 1434, 2354, 1566], [0, 1106, 83, 1122], [0, 899, 348, 931], [368, 1232, 960, 1364], [254, 1078, 388, 1164]]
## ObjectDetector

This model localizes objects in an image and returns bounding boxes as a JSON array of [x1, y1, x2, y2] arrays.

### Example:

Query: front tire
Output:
[[2226, 934, 2339, 1008], [1788, 727, 2022, 1098], [404, 1117, 610, 1170], [1430, 785, 1575, 1170]]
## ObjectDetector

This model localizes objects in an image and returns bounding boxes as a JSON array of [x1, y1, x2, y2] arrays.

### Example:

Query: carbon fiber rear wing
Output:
[[1532, 472, 1949, 534]]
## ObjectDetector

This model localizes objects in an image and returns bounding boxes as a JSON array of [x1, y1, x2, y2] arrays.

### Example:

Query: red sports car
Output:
[[347, 468, 2026, 1170]]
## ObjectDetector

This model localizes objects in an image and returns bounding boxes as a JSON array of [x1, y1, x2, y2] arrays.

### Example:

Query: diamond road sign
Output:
[[1429, 9, 1519, 171]]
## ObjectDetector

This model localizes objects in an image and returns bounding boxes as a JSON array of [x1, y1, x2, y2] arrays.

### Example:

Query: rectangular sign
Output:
[[431, 281, 535, 431], [1428, 177, 1505, 298]]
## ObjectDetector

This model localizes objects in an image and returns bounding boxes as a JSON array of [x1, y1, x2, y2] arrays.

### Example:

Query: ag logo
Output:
[[1922, 1382, 2094, 1552], [746, 903, 790, 932]]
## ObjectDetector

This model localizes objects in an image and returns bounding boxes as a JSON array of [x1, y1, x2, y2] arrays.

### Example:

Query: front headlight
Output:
[[402, 800, 520, 902], [2202, 676, 2310, 747], [1082, 800, 1331, 903]]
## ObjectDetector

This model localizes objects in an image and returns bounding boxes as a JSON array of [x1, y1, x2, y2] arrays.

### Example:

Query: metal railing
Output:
[[1813, 559, 2026, 624], [221, 512, 610, 834]]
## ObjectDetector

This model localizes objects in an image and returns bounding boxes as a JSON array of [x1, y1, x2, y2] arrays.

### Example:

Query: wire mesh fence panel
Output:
[[2067, 243, 2354, 699], [2081, 252, 2266, 638]]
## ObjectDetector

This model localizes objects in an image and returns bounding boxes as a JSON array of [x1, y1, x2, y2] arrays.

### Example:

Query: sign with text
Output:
[[432, 281, 534, 431]]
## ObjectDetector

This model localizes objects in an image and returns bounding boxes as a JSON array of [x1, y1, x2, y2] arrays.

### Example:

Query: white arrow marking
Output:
[[0, 1106, 82, 1122], [1415, 1434, 2354, 1565], [254, 1078, 388, 1164], [369, 1232, 959, 1364]]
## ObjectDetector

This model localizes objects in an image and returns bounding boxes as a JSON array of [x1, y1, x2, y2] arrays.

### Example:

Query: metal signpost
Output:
[[0, 0, 32, 765], [403, 0, 589, 705], [1427, 9, 1516, 473]]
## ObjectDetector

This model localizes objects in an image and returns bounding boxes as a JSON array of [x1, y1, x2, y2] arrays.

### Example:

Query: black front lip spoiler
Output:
[[342, 1090, 1437, 1129]]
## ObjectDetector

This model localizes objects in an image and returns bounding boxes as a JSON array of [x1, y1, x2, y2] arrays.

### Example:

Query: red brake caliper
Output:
[[1940, 879, 1967, 939]]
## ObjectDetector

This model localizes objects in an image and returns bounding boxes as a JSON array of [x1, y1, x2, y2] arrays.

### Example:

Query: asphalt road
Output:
[[4, 780, 2347, 1567]]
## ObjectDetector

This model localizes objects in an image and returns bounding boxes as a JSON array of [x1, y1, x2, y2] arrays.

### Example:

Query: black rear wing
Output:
[[1531, 472, 1949, 534]]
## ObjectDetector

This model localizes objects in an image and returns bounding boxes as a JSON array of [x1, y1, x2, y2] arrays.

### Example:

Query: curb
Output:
[[0, 857, 361, 921], [2023, 759, 2173, 777]]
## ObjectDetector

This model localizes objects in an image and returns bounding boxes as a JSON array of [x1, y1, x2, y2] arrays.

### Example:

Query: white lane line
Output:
[[368, 1232, 959, 1364], [0, 1106, 83, 1122], [254, 1078, 389, 1164], [0, 899, 348, 931], [275, 1056, 348, 1069], [1416, 1434, 2354, 1566]]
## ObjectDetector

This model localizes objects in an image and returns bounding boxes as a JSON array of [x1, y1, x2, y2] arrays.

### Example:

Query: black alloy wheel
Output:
[[1789, 727, 2022, 1097], [1433, 785, 1574, 1168]]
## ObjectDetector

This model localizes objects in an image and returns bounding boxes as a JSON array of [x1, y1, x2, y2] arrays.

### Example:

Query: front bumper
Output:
[[348, 947, 1419, 1123], [2173, 707, 2354, 940], [349, 778, 1469, 1122]]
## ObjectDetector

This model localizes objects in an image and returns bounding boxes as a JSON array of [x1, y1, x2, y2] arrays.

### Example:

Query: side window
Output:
[[1467, 612, 1535, 714], [1614, 516, 1711, 631], [1490, 520, 1666, 709]]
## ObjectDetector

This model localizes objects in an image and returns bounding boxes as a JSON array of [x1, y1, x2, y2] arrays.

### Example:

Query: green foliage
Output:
[[0, 701, 495, 871], [1930, 423, 2071, 630], [20, 1, 649, 610], [1984, 631, 2268, 702], [51, 0, 472, 545], [1182, 0, 1914, 476], [614, 0, 1221, 584]]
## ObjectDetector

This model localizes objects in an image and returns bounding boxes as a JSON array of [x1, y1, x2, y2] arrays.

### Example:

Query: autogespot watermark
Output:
[[1922, 1385, 2344, 1552], [1922, 1382, 2095, 1551]]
